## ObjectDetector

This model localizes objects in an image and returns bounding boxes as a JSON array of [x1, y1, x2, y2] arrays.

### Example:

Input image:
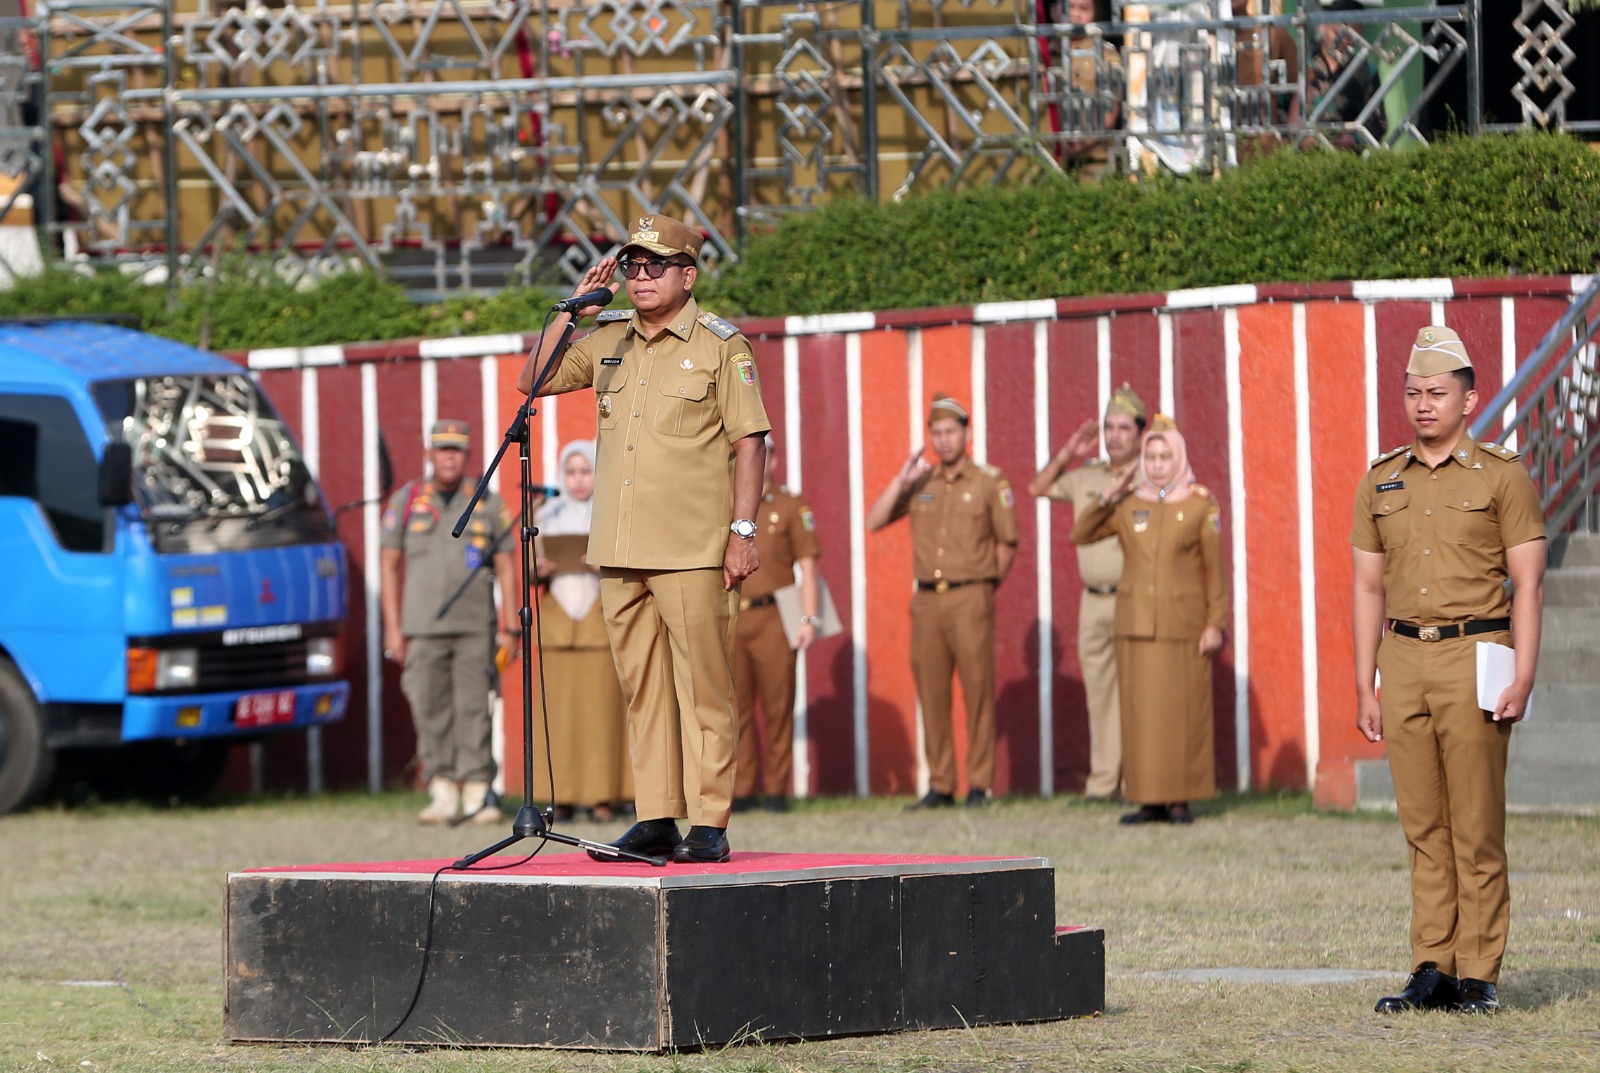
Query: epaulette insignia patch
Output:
[[698, 310, 739, 340], [1369, 444, 1409, 468]]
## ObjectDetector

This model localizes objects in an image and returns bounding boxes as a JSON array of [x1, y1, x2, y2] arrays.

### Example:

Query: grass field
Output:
[[1, 792, 1595, 1072]]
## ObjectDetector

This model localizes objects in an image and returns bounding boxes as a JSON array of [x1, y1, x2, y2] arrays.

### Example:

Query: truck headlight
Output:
[[127, 647, 199, 693], [306, 636, 339, 677]]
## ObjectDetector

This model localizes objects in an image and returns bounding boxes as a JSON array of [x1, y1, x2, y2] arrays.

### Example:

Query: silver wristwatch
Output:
[[730, 518, 758, 539]]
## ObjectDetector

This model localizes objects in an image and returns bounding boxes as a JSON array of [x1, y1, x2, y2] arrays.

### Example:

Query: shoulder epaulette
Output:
[[1368, 444, 1410, 469], [1189, 482, 1211, 499], [595, 309, 632, 324], [978, 463, 1004, 480], [1084, 457, 1109, 469], [1478, 441, 1522, 462], [697, 310, 740, 340]]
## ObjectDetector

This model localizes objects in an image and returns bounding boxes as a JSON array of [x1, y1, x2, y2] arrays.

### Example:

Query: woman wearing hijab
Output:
[[531, 440, 631, 821], [1071, 415, 1228, 824]]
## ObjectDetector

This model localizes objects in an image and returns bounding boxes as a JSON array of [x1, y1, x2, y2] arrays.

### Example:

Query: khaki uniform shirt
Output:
[[542, 296, 771, 570], [1047, 460, 1125, 591], [744, 487, 822, 602], [380, 479, 511, 636], [889, 459, 1020, 583], [1350, 434, 1545, 624], [1073, 486, 1228, 640]]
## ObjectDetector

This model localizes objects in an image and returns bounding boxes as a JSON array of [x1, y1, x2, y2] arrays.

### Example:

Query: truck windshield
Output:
[[93, 374, 334, 553]]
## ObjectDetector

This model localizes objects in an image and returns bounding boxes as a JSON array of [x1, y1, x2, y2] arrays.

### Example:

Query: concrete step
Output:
[[1355, 754, 1600, 814], [1534, 646, 1600, 684], [1543, 566, 1600, 607], [1509, 723, 1600, 768], [1550, 532, 1600, 569], [1525, 683, 1600, 723], [1537, 607, 1600, 648]]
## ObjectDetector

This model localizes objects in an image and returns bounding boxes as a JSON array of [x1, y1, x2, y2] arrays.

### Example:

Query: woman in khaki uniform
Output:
[[1072, 416, 1228, 824], [531, 440, 632, 821]]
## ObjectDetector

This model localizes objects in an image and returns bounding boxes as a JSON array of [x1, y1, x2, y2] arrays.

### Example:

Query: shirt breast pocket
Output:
[[1372, 490, 1410, 549], [654, 374, 713, 437], [1443, 495, 1497, 548]]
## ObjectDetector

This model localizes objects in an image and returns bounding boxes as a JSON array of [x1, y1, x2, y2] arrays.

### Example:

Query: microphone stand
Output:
[[449, 308, 664, 869]]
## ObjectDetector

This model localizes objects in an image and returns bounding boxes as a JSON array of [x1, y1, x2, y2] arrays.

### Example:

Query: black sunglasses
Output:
[[619, 257, 693, 280]]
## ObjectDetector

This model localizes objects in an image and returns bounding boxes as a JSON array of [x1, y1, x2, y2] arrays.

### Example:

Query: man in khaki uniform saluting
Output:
[[867, 394, 1019, 808], [518, 213, 770, 864], [1351, 326, 1546, 1015], [1028, 384, 1147, 799], [731, 435, 823, 813]]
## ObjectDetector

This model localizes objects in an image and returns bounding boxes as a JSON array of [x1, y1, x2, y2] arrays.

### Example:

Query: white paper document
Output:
[[1476, 641, 1529, 721]]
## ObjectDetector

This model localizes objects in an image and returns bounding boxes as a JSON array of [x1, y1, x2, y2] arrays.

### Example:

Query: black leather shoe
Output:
[[730, 795, 759, 813], [762, 795, 790, 813], [586, 819, 681, 862], [1374, 962, 1460, 1012], [1168, 803, 1193, 824], [671, 825, 731, 864], [965, 788, 989, 808], [905, 790, 956, 811], [1457, 979, 1500, 1014], [1120, 805, 1170, 825]]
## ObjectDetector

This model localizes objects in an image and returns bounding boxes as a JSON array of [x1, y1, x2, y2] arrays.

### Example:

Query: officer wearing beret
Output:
[[867, 394, 1019, 808], [379, 420, 518, 826], [1351, 326, 1546, 1015], [1028, 384, 1148, 799], [518, 213, 770, 864]]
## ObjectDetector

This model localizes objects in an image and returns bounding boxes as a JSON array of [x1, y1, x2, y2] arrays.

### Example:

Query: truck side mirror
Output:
[[99, 441, 135, 507]]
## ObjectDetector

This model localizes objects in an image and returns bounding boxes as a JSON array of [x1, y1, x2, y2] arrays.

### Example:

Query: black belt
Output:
[[1085, 584, 1117, 596], [738, 594, 776, 611], [916, 579, 988, 593], [1389, 618, 1510, 642]]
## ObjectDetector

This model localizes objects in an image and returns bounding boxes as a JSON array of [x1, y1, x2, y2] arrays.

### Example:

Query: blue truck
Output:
[[0, 320, 349, 814]]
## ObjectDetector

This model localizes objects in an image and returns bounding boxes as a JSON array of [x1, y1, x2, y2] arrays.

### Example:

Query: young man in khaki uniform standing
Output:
[[379, 420, 518, 825], [731, 436, 823, 813], [867, 394, 1019, 808], [518, 213, 769, 864], [1028, 384, 1147, 799], [1351, 326, 1546, 1015]]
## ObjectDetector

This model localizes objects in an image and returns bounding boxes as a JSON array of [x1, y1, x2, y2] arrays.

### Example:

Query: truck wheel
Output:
[[0, 659, 56, 816]]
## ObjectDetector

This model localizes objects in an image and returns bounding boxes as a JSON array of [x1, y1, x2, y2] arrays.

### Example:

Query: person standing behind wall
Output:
[[867, 394, 1019, 809], [1351, 326, 1545, 1016], [731, 434, 822, 814], [1028, 384, 1148, 799], [380, 419, 518, 826]]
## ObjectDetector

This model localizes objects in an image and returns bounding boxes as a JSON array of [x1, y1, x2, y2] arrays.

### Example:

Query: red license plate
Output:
[[234, 689, 298, 728]]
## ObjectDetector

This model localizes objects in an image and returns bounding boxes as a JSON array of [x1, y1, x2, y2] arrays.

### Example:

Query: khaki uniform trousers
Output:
[[733, 604, 796, 799], [910, 582, 997, 795], [1378, 630, 1514, 983], [401, 632, 494, 782], [601, 567, 739, 828], [1079, 590, 1121, 798]]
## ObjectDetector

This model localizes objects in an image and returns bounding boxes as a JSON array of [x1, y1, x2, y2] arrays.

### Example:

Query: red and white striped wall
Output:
[[230, 275, 1586, 808]]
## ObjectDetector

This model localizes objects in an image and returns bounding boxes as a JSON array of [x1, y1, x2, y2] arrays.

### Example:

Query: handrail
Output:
[[1471, 273, 1600, 535]]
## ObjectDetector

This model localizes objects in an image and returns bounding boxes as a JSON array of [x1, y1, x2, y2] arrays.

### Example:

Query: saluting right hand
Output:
[[1060, 417, 1100, 463], [568, 256, 621, 317], [896, 445, 931, 487]]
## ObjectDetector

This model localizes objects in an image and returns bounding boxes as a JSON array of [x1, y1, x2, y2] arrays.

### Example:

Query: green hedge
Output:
[[697, 132, 1600, 316], [2, 133, 1596, 344]]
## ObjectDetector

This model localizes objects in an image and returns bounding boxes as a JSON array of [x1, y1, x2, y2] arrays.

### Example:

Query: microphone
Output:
[[529, 485, 561, 498], [552, 287, 616, 315]]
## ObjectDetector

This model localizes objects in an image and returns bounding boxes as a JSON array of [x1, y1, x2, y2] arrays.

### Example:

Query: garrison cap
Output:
[[430, 418, 471, 449], [1406, 325, 1473, 377], [619, 213, 704, 261], [928, 393, 970, 425], [1107, 382, 1147, 422]]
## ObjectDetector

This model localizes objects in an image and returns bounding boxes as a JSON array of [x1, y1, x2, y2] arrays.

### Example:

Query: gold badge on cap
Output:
[[639, 215, 654, 231], [1422, 330, 1436, 344]]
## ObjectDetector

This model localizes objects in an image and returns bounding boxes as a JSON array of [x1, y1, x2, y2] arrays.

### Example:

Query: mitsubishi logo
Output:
[[259, 579, 277, 604]]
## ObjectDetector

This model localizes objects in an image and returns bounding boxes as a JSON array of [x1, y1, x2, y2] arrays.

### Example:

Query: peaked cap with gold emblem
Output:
[[619, 212, 704, 260], [430, 418, 471, 449], [1106, 382, 1147, 422], [1406, 325, 1472, 377]]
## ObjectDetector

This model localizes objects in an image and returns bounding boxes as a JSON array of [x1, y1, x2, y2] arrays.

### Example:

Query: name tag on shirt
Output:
[[916, 493, 936, 502], [1377, 480, 1404, 493], [601, 357, 623, 366]]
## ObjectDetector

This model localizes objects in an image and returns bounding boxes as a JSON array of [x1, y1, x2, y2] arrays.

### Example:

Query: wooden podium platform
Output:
[[224, 850, 1104, 1051]]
